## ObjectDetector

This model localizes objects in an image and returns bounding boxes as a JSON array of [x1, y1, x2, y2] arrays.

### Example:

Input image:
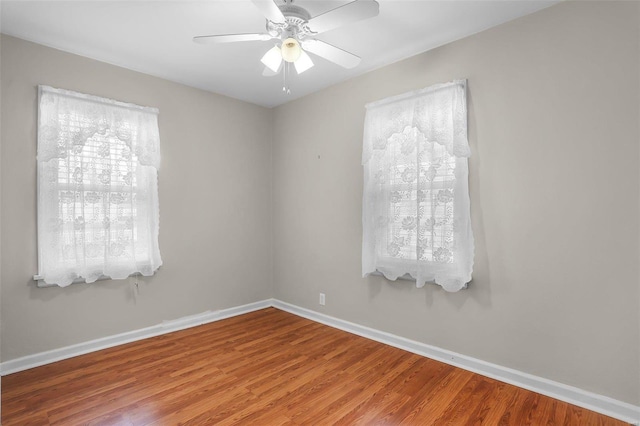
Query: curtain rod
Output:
[[365, 79, 466, 110], [39, 85, 159, 114]]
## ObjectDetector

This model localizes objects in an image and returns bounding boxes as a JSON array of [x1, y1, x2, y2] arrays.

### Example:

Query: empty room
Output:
[[1, 0, 639, 424]]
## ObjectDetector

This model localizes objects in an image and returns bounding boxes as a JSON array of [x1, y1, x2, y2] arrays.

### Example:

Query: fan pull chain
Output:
[[283, 62, 291, 95]]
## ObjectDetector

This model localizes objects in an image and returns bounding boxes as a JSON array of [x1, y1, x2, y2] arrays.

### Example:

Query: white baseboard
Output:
[[271, 299, 640, 425], [0, 299, 272, 376], [1, 297, 638, 424]]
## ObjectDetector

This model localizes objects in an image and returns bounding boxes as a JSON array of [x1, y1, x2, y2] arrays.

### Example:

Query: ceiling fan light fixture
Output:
[[281, 37, 302, 63], [261, 45, 283, 73], [294, 50, 314, 74]]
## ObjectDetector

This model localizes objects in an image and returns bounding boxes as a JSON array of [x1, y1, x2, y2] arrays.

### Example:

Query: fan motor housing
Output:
[[266, 1, 312, 39]]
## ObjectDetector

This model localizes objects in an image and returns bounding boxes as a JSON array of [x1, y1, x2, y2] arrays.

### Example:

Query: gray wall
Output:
[[272, 1, 640, 405], [0, 35, 273, 360], [0, 19, 3, 411]]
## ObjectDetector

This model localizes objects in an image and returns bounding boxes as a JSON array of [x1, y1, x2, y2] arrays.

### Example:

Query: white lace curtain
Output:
[[362, 80, 474, 292], [37, 86, 162, 287]]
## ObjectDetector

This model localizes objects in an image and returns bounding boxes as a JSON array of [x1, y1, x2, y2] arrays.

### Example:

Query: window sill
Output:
[[369, 270, 468, 290], [33, 272, 147, 288], [370, 271, 416, 282]]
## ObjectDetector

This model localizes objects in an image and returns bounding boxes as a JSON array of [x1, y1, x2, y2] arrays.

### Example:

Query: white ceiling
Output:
[[1, 1, 557, 107]]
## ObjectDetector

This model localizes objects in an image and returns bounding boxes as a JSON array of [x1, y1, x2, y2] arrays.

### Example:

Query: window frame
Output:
[[35, 86, 162, 287], [361, 80, 473, 291]]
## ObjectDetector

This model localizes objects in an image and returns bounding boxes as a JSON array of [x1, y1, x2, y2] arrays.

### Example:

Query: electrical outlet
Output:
[[319, 293, 326, 306]]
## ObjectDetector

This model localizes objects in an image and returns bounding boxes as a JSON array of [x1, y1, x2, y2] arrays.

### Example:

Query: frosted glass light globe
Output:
[[281, 38, 302, 63]]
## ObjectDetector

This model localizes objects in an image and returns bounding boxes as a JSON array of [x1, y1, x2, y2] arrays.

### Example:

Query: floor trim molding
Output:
[[271, 299, 640, 425], [1, 298, 638, 424], [0, 299, 272, 376]]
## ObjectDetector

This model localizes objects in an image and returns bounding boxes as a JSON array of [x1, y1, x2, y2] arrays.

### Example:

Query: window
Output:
[[362, 80, 474, 292], [37, 86, 162, 287]]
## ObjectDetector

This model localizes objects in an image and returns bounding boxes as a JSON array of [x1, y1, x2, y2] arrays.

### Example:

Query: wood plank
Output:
[[0, 308, 628, 425]]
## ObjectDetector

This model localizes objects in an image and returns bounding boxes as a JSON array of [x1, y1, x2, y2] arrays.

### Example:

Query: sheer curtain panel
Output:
[[362, 80, 474, 292], [37, 86, 162, 287]]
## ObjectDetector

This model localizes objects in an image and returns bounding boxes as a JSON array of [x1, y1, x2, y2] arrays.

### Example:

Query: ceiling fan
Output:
[[194, 0, 380, 90]]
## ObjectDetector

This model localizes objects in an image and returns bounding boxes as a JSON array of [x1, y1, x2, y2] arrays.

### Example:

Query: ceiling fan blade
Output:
[[193, 33, 271, 44], [307, 0, 379, 35], [302, 40, 361, 69], [251, 0, 286, 24]]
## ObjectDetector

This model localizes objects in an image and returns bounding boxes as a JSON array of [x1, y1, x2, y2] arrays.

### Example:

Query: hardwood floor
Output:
[[1, 308, 628, 425]]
